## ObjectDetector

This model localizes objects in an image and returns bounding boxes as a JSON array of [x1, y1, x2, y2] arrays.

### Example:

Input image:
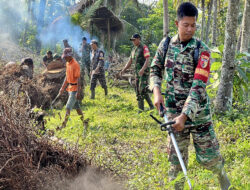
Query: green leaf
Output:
[[218, 44, 224, 54], [239, 61, 250, 68], [240, 51, 250, 57], [211, 62, 222, 71], [211, 52, 222, 59], [236, 53, 247, 59], [236, 66, 249, 83]]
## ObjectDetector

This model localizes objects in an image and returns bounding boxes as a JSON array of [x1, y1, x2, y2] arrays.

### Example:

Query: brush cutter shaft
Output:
[[163, 114, 192, 190]]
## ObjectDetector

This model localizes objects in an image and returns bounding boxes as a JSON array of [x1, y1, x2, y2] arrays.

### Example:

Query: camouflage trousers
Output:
[[81, 58, 91, 79], [90, 72, 107, 90], [135, 75, 153, 110], [135, 75, 149, 101], [167, 122, 224, 189]]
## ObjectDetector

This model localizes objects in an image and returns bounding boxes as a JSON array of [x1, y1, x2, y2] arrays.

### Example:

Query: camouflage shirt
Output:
[[150, 35, 212, 126], [91, 49, 105, 73], [43, 55, 53, 66], [81, 43, 91, 61], [130, 43, 150, 77]]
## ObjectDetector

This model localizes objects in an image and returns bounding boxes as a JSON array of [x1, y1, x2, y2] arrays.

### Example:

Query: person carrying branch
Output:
[[149, 2, 231, 190], [89, 40, 108, 99], [120, 34, 154, 113], [57, 48, 84, 129], [42, 50, 53, 68]]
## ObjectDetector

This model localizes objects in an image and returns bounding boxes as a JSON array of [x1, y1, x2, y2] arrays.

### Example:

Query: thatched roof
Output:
[[69, 0, 95, 14], [69, 1, 123, 34], [91, 7, 123, 33]]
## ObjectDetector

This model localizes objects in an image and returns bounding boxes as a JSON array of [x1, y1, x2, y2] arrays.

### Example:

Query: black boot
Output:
[[104, 87, 108, 96], [138, 99, 144, 113], [218, 169, 231, 190], [90, 89, 95, 99], [144, 94, 154, 110]]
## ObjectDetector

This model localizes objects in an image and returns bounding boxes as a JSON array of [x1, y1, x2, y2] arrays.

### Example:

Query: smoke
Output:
[[67, 167, 125, 190], [0, 0, 27, 40], [0, 0, 94, 55], [45, 167, 125, 190], [39, 16, 91, 55]]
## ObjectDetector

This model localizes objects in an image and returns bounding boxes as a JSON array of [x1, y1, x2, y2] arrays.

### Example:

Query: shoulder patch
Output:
[[194, 51, 210, 83], [99, 52, 104, 60], [143, 45, 150, 58]]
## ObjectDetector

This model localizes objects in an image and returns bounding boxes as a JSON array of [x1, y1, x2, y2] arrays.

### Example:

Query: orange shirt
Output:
[[66, 58, 80, 92]]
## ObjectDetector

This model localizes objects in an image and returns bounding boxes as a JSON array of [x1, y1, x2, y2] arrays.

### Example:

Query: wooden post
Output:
[[107, 19, 111, 51]]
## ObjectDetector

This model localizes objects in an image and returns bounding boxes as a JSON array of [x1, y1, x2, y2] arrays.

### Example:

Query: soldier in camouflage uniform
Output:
[[81, 37, 91, 80], [121, 34, 154, 112], [90, 40, 107, 99], [42, 50, 53, 68], [149, 3, 231, 190]]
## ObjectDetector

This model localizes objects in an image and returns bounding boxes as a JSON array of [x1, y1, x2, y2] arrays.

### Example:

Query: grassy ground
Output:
[[45, 84, 249, 190]]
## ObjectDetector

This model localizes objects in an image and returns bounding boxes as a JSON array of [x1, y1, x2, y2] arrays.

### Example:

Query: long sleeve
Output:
[[97, 51, 105, 69], [182, 49, 211, 121], [149, 38, 166, 91]]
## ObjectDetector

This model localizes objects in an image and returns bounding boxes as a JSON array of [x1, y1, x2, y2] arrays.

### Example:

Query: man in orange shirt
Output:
[[57, 48, 84, 129]]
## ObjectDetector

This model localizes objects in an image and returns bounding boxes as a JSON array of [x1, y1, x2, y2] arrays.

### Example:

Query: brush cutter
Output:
[[150, 104, 193, 190]]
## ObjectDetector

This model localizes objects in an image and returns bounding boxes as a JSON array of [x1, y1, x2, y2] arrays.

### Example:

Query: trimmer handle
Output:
[[159, 103, 165, 117]]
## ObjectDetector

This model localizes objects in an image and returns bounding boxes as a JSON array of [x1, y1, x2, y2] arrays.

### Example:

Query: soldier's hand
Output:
[[153, 87, 165, 114], [172, 114, 187, 132], [93, 69, 99, 75], [138, 69, 144, 76]]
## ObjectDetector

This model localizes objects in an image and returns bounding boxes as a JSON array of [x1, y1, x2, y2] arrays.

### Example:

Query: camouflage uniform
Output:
[[43, 55, 53, 67], [130, 43, 154, 110], [150, 35, 224, 189], [81, 43, 91, 79], [90, 48, 107, 98]]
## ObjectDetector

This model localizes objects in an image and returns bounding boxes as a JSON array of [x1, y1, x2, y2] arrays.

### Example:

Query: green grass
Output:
[[45, 84, 250, 190]]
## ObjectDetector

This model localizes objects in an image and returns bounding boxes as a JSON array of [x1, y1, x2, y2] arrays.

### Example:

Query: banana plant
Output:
[[209, 44, 250, 102]]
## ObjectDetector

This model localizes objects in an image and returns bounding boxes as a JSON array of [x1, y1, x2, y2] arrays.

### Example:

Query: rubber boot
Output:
[[144, 94, 154, 110], [138, 99, 144, 113], [90, 89, 95, 99], [218, 169, 231, 190], [104, 87, 108, 96]]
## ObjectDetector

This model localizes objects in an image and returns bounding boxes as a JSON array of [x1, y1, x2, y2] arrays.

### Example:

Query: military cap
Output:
[[130, 33, 141, 41], [90, 39, 98, 46]]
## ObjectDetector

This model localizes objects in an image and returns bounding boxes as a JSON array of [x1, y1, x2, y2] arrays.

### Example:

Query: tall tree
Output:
[[236, 25, 242, 52], [201, 0, 205, 41], [215, 0, 240, 112], [163, 0, 169, 37], [240, 0, 250, 53], [23, 0, 32, 46], [205, 0, 213, 44], [212, 0, 217, 46], [36, 0, 47, 53]]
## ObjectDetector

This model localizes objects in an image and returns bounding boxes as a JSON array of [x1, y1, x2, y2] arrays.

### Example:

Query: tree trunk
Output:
[[215, 0, 240, 112], [30, 0, 36, 23], [236, 25, 242, 52], [163, 0, 169, 37], [201, 0, 205, 41], [205, 0, 213, 44], [36, 0, 47, 54], [212, 0, 217, 46], [23, 0, 32, 46], [240, 0, 250, 53]]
